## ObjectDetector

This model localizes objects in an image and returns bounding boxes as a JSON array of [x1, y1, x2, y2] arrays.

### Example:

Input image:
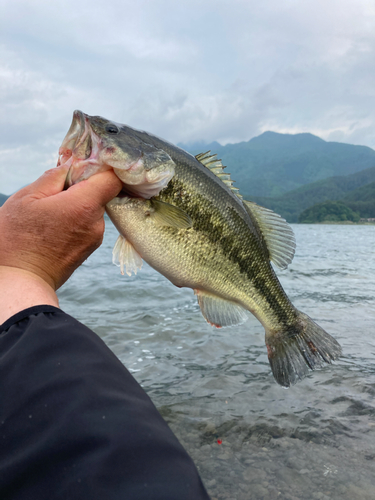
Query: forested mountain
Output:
[[181, 131, 375, 198], [341, 181, 375, 218], [298, 179, 375, 223], [251, 166, 375, 222], [298, 181, 375, 222], [299, 201, 361, 223]]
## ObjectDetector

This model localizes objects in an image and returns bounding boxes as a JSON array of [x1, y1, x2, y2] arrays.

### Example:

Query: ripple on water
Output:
[[58, 223, 375, 499]]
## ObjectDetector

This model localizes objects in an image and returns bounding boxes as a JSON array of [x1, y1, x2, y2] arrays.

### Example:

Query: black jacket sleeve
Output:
[[0, 306, 210, 500]]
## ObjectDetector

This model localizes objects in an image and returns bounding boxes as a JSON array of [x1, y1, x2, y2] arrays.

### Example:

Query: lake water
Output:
[[58, 222, 375, 500]]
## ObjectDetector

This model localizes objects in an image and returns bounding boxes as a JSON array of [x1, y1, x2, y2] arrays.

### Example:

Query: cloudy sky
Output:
[[1, 0, 375, 194]]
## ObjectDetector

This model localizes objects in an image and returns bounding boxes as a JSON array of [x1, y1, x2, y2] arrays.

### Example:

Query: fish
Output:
[[58, 110, 175, 199], [59, 110, 342, 387]]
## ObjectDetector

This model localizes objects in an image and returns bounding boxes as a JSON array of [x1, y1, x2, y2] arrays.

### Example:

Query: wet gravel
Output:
[[161, 410, 375, 500]]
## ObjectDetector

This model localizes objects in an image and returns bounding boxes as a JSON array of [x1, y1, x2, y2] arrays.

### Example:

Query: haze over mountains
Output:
[[1, 132, 375, 222], [181, 132, 375, 198], [181, 132, 375, 222]]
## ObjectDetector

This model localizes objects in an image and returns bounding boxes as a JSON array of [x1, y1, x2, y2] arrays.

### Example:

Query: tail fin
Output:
[[266, 311, 342, 387]]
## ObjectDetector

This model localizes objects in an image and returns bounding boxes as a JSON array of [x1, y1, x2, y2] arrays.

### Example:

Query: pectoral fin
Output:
[[150, 200, 192, 229], [195, 290, 248, 327], [112, 234, 143, 276]]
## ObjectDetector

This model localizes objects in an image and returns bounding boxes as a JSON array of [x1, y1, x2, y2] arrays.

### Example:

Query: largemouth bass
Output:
[[59, 110, 342, 387]]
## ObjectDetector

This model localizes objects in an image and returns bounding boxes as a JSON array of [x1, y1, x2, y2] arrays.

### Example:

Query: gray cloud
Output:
[[1, 0, 375, 193]]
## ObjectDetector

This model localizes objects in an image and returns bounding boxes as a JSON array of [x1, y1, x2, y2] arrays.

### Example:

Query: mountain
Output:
[[298, 181, 375, 223], [251, 165, 375, 222], [0, 193, 8, 206], [337, 182, 375, 219], [180, 131, 375, 198]]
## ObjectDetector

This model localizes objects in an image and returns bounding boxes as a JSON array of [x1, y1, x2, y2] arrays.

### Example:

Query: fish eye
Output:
[[106, 124, 119, 134]]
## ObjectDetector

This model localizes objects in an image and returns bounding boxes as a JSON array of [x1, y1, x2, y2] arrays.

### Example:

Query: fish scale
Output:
[[155, 174, 293, 328], [60, 110, 342, 387]]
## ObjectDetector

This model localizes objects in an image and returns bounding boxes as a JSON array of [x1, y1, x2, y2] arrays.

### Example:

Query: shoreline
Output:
[[297, 221, 375, 225]]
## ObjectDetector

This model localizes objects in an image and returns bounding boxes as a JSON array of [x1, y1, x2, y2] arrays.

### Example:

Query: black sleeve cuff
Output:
[[0, 306, 209, 500]]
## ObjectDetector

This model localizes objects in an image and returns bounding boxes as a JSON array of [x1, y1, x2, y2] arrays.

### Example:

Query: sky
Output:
[[1, 0, 375, 194]]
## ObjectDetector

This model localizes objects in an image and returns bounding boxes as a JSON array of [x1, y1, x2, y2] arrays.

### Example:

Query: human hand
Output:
[[0, 165, 122, 291]]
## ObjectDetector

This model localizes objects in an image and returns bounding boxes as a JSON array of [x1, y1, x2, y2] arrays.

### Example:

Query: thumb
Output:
[[25, 165, 71, 199], [66, 170, 123, 209]]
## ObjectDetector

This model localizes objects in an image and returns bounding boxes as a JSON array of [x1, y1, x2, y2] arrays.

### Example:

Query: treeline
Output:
[[297, 180, 375, 222], [298, 201, 360, 223]]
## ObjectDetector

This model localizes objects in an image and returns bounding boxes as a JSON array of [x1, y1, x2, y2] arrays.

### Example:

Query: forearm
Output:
[[0, 307, 210, 500], [0, 266, 59, 325]]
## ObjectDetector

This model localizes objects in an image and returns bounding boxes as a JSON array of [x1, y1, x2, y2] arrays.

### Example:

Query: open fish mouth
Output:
[[57, 110, 106, 187], [57, 110, 86, 166], [58, 110, 176, 198]]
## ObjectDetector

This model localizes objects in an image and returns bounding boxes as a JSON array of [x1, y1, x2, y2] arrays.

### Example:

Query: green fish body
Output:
[[60, 111, 342, 387]]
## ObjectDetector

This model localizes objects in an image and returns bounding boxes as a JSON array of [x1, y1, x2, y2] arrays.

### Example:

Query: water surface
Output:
[[58, 223, 375, 500]]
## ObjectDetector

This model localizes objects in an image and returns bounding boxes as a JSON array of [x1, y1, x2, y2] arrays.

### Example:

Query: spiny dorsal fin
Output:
[[195, 151, 243, 200], [242, 200, 296, 270]]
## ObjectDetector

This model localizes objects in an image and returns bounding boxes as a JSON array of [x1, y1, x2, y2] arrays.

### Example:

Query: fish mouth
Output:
[[58, 110, 175, 198], [58, 110, 86, 163], [57, 110, 103, 188]]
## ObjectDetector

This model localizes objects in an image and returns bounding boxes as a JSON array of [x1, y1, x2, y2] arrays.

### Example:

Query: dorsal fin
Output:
[[242, 200, 296, 270], [195, 151, 243, 200]]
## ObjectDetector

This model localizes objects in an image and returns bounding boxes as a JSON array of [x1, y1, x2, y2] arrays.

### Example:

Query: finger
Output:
[[24, 165, 71, 199], [65, 170, 123, 209]]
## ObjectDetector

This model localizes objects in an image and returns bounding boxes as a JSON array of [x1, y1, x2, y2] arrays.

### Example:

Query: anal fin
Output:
[[112, 234, 143, 276], [195, 290, 248, 327]]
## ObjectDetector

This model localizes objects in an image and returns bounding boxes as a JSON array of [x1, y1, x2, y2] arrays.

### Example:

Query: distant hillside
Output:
[[181, 131, 375, 198], [299, 201, 360, 223], [0, 193, 8, 206], [340, 181, 375, 218], [251, 165, 375, 222], [297, 183, 375, 222]]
